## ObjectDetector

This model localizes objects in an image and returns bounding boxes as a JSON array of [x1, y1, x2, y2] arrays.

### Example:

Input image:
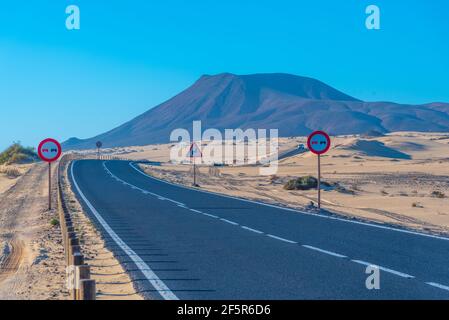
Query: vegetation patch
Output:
[[284, 176, 318, 190], [431, 191, 446, 199], [0, 143, 39, 165]]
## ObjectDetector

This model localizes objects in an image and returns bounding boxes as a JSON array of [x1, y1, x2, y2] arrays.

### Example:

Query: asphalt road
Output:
[[278, 147, 307, 160], [69, 160, 449, 300]]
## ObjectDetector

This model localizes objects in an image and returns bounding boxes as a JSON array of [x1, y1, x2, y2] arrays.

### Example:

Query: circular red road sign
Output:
[[38, 138, 62, 162], [307, 131, 331, 155]]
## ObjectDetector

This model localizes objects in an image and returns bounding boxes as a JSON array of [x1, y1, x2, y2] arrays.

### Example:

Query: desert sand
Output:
[[0, 161, 143, 300], [105, 132, 449, 236], [0, 163, 68, 300]]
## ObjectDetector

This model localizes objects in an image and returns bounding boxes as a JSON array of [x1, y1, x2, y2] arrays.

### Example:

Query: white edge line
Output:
[[351, 259, 415, 279], [426, 282, 449, 291], [302, 245, 347, 258], [202, 213, 219, 219], [129, 162, 449, 242], [267, 234, 298, 244], [220, 218, 239, 226], [71, 161, 179, 300], [241, 226, 264, 234]]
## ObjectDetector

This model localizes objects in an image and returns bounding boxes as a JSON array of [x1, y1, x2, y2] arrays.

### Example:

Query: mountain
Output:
[[63, 73, 449, 149]]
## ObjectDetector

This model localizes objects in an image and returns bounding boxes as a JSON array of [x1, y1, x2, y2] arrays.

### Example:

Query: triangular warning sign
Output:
[[187, 142, 202, 158]]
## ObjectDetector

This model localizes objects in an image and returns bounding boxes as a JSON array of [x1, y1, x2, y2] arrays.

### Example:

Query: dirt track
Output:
[[0, 163, 68, 300], [0, 239, 24, 283]]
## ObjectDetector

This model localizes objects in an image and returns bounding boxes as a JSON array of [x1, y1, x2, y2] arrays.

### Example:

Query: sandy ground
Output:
[[117, 132, 449, 236], [0, 160, 142, 300], [0, 163, 69, 300], [60, 162, 143, 300], [0, 164, 32, 194]]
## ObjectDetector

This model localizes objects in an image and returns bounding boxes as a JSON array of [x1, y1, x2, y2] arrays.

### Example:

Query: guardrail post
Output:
[[75, 265, 91, 300], [71, 252, 84, 300], [58, 154, 97, 301], [79, 280, 96, 300]]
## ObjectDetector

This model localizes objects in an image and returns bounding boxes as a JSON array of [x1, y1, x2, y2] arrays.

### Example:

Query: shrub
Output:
[[431, 191, 446, 199], [50, 218, 59, 227], [0, 142, 39, 165], [284, 176, 318, 190]]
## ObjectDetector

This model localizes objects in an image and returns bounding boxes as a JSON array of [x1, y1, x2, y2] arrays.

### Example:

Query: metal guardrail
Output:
[[57, 154, 96, 300], [57, 153, 135, 300]]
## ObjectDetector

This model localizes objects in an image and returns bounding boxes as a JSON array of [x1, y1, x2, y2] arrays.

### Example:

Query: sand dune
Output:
[[341, 140, 411, 159]]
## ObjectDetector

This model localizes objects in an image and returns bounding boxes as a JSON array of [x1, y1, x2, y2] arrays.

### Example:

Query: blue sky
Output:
[[0, 0, 448, 150]]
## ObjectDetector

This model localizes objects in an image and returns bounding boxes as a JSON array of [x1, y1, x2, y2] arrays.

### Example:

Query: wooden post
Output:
[[71, 253, 84, 300], [317, 154, 321, 210], [68, 237, 79, 247], [72, 252, 84, 266], [79, 280, 96, 300], [75, 265, 91, 300], [69, 245, 81, 265]]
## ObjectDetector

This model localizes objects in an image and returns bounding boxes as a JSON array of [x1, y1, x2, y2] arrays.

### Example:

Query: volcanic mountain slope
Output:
[[63, 73, 449, 149]]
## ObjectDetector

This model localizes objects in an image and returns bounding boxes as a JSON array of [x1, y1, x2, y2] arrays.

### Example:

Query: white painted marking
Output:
[[103, 162, 185, 207], [189, 209, 203, 214], [162, 198, 184, 206], [351, 260, 414, 279], [71, 161, 178, 300], [267, 234, 297, 244], [129, 163, 449, 242], [426, 282, 449, 292], [220, 219, 239, 226], [302, 245, 347, 258], [202, 212, 219, 219], [241, 226, 264, 234]]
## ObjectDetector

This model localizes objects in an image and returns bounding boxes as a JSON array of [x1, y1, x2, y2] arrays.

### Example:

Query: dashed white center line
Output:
[[351, 260, 415, 279], [426, 282, 449, 291], [220, 219, 239, 226], [267, 234, 298, 244], [302, 245, 347, 258], [241, 226, 264, 234]]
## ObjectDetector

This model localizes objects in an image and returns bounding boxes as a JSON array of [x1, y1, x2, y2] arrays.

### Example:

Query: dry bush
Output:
[[208, 167, 221, 177], [0, 165, 22, 178]]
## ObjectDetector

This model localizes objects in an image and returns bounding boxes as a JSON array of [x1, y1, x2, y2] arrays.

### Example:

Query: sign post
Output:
[[96, 141, 103, 160], [187, 142, 202, 187], [307, 131, 331, 210], [38, 138, 62, 211]]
